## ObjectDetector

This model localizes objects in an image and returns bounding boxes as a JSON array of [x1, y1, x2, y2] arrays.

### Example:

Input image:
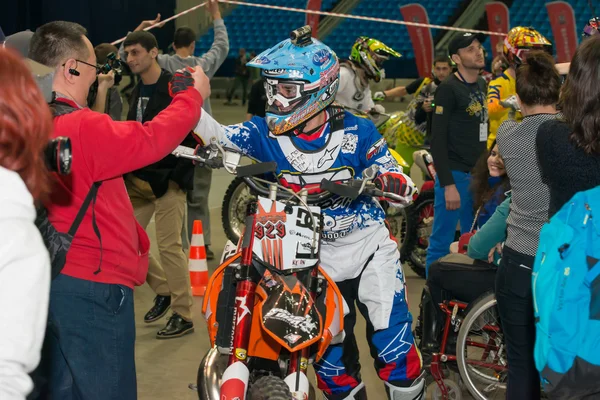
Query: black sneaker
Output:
[[144, 295, 171, 323], [156, 313, 194, 339], [205, 245, 215, 261]]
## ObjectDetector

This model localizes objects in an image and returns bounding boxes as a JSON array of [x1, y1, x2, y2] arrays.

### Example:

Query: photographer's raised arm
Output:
[[192, 112, 263, 160], [91, 71, 115, 114], [78, 87, 203, 182]]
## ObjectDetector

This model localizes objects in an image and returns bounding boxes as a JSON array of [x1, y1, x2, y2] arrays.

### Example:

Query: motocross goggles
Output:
[[508, 43, 553, 65], [264, 78, 316, 115]]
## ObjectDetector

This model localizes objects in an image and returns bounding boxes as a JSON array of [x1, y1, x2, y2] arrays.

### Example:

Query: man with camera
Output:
[[88, 43, 123, 120], [28, 20, 209, 399]]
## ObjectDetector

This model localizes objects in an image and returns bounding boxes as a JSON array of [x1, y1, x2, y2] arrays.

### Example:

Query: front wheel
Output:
[[221, 177, 255, 243], [383, 204, 409, 255], [249, 375, 293, 400]]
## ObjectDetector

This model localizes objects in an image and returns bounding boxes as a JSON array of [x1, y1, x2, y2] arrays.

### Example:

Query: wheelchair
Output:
[[417, 288, 507, 400]]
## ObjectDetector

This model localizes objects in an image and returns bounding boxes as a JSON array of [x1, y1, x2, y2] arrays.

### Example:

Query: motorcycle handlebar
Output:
[[171, 145, 224, 167], [236, 162, 277, 178], [320, 179, 408, 203], [242, 176, 337, 204]]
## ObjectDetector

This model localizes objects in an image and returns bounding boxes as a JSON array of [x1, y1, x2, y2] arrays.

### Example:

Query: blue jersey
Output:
[[194, 110, 412, 280]]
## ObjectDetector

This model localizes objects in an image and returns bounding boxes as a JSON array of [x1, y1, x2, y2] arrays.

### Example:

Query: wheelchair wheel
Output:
[[431, 379, 462, 400], [456, 292, 507, 400]]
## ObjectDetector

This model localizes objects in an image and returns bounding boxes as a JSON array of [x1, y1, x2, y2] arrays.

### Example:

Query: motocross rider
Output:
[[335, 36, 401, 113], [192, 27, 425, 400], [486, 26, 552, 148]]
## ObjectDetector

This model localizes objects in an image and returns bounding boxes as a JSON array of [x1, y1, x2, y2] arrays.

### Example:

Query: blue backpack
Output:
[[533, 186, 600, 398]]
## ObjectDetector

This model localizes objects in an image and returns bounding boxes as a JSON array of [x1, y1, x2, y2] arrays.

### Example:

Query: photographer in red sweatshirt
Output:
[[28, 21, 209, 399]]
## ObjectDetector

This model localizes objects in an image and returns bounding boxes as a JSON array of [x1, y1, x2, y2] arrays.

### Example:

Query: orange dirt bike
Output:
[[177, 142, 411, 399]]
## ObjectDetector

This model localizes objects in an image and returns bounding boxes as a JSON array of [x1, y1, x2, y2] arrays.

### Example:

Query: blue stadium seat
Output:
[[508, 0, 586, 51], [196, 0, 464, 64]]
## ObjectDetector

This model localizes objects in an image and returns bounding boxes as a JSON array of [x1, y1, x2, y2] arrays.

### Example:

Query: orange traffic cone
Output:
[[189, 220, 208, 296]]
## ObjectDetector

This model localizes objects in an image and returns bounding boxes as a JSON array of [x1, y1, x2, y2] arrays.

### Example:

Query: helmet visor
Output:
[[265, 79, 311, 114], [372, 52, 389, 68]]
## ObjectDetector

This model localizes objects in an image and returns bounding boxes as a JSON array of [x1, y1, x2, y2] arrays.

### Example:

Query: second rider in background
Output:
[[336, 36, 401, 113], [486, 27, 551, 149]]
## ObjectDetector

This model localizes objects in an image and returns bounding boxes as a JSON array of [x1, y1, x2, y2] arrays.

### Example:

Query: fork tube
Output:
[[228, 202, 258, 366], [228, 277, 256, 366], [288, 349, 310, 375], [241, 202, 257, 267]]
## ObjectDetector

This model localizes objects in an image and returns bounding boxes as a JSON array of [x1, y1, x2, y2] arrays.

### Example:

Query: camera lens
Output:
[[45, 137, 72, 175]]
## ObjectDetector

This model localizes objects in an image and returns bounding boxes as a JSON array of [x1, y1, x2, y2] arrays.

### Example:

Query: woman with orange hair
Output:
[[0, 47, 52, 400]]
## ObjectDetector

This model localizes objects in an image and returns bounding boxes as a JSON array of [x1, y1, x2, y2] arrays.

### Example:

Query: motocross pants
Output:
[[314, 235, 424, 399]]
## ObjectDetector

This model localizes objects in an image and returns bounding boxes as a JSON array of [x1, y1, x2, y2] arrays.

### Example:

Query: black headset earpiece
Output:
[[69, 68, 80, 76]]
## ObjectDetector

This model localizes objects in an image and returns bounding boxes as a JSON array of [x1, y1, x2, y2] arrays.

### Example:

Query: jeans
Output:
[[46, 274, 137, 400], [425, 170, 475, 274], [495, 246, 540, 400]]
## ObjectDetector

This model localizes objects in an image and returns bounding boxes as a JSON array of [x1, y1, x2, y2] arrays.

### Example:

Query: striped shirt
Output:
[[496, 113, 562, 256]]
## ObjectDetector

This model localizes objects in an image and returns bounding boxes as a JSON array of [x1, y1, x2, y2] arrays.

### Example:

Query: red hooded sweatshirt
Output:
[[47, 88, 203, 288]]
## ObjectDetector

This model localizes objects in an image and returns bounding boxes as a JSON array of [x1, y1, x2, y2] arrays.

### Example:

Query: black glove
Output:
[[374, 172, 412, 203], [169, 67, 194, 97]]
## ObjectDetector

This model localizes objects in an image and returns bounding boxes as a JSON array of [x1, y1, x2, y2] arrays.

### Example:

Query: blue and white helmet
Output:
[[247, 26, 339, 135]]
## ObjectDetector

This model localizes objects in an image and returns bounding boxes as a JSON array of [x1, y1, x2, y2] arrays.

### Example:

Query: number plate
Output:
[[253, 197, 321, 270]]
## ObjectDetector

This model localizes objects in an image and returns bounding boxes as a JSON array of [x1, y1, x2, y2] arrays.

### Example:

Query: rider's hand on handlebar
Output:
[[374, 172, 412, 203], [371, 104, 386, 115]]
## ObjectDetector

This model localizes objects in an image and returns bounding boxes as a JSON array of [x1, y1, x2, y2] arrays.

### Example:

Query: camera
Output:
[[99, 52, 125, 85], [290, 26, 312, 47], [45, 137, 72, 175]]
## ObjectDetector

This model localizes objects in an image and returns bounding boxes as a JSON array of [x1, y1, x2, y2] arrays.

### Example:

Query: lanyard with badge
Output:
[[457, 70, 488, 142]]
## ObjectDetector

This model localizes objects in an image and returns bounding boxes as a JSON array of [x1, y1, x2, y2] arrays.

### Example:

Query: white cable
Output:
[[111, 0, 505, 46]]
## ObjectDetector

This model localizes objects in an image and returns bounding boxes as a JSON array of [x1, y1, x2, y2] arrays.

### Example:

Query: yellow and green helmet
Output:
[[350, 36, 401, 82]]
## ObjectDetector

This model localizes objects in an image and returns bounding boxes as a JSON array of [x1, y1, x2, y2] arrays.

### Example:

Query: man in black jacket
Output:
[[426, 33, 488, 273], [123, 30, 196, 339]]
